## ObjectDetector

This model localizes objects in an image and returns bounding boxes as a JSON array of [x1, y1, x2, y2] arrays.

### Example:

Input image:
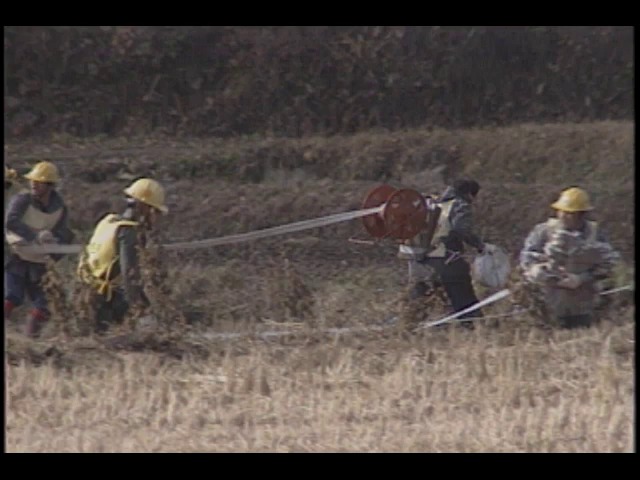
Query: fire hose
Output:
[[17, 184, 431, 256], [17, 205, 387, 256], [9, 183, 631, 336], [189, 282, 633, 342], [418, 283, 633, 330]]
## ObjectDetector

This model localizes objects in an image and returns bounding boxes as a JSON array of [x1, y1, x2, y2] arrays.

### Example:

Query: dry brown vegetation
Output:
[[6, 302, 635, 452], [4, 120, 635, 452], [6, 120, 634, 262], [4, 27, 632, 138]]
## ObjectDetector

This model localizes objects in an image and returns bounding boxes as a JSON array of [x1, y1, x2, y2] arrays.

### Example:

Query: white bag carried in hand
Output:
[[472, 243, 511, 289]]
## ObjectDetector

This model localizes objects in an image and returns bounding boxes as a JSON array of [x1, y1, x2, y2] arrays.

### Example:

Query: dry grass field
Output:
[[5, 306, 635, 452], [4, 121, 635, 452]]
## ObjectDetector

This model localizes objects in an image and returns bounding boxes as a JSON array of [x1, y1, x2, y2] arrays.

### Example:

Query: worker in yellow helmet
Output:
[[519, 187, 620, 328], [4, 161, 74, 337], [78, 177, 169, 334]]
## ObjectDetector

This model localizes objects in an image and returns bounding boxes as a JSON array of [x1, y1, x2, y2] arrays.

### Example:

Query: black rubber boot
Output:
[[559, 314, 593, 329]]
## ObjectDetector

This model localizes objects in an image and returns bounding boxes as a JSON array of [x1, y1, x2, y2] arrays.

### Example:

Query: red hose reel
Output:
[[361, 184, 431, 240]]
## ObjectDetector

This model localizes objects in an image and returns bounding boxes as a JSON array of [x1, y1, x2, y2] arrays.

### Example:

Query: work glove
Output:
[[556, 273, 587, 290], [37, 230, 56, 244], [525, 263, 552, 284], [478, 243, 497, 255]]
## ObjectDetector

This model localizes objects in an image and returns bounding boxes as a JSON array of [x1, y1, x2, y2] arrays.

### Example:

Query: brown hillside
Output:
[[5, 121, 634, 263]]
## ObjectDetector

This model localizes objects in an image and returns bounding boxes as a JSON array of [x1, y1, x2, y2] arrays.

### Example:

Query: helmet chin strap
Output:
[[125, 197, 139, 218], [138, 203, 157, 229], [125, 198, 148, 225]]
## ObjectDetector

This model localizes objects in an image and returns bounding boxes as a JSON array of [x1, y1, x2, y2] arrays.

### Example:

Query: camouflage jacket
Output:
[[519, 218, 619, 282], [519, 218, 620, 319]]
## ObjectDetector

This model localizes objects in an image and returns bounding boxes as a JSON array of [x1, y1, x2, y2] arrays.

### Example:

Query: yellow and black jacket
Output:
[[78, 211, 147, 305]]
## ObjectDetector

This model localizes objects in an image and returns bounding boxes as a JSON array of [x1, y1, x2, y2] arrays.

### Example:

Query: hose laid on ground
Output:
[[186, 284, 632, 342]]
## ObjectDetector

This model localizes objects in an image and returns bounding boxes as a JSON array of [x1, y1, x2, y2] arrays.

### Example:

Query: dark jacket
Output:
[[5, 190, 74, 262], [438, 186, 483, 254], [105, 207, 149, 307], [5, 190, 73, 243]]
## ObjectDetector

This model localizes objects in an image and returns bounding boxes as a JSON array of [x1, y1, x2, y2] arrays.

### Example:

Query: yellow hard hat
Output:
[[124, 178, 169, 214], [551, 187, 594, 212], [24, 161, 60, 183]]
